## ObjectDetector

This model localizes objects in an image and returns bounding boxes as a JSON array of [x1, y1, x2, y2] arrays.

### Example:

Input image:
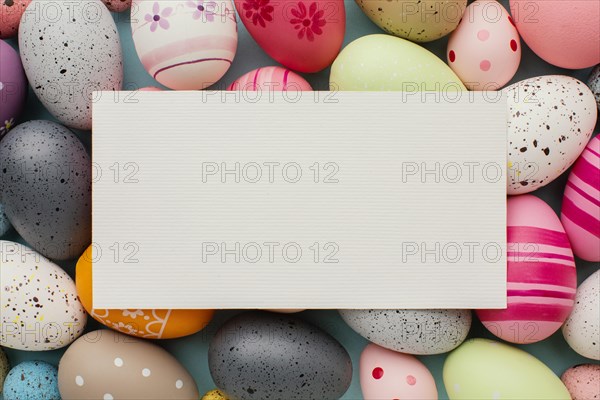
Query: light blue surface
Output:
[[2, 0, 599, 399]]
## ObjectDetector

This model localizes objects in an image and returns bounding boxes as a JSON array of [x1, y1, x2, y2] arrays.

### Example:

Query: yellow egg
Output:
[[202, 389, 229, 400], [76, 246, 214, 339]]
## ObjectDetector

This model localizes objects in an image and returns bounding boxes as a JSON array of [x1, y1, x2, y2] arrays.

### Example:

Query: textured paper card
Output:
[[92, 91, 507, 309]]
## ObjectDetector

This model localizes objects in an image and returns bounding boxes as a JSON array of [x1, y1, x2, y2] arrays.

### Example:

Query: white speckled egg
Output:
[[18, 0, 123, 130], [131, 0, 237, 90], [58, 329, 199, 399], [563, 270, 600, 360], [505, 75, 597, 195], [0, 203, 12, 237], [339, 309, 471, 355], [588, 65, 600, 111], [0, 240, 86, 351]]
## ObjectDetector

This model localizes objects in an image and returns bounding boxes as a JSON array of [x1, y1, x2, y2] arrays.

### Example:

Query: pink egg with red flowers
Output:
[[227, 66, 312, 91], [0, 0, 30, 39], [561, 136, 600, 262], [234, 0, 345, 73], [447, 0, 520, 90], [509, 0, 599, 69], [476, 195, 577, 344], [360, 343, 437, 400], [131, 0, 238, 90]]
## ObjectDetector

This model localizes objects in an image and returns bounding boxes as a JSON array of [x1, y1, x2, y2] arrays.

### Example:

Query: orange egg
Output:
[[76, 246, 214, 339]]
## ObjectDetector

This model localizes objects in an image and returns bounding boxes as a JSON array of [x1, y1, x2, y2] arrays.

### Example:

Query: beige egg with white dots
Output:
[[57, 329, 198, 399]]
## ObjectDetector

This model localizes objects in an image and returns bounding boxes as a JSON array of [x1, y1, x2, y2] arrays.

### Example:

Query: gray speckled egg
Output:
[[209, 311, 352, 400], [0, 203, 12, 236], [2, 361, 60, 400], [0, 347, 9, 392], [563, 270, 600, 360], [588, 65, 600, 111], [504, 75, 597, 195], [340, 309, 471, 355], [0, 120, 91, 261], [18, 0, 122, 130], [0, 240, 87, 351]]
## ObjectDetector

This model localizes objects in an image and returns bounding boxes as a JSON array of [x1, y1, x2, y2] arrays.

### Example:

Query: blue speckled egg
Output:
[[3, 361, 60, 400], [0, 203, 12, 236]]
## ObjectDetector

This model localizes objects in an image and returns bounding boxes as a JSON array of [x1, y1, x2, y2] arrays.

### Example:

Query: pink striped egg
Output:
[[476, 195, 577, 344], [561, 136, 600, 262], [131, 0, 237, 90], [227, 66, 312, 91]]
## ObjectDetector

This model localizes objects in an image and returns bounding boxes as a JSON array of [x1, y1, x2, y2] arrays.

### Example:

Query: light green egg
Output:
[[329, 34, 466, 91], [443, 338, 570, 400]]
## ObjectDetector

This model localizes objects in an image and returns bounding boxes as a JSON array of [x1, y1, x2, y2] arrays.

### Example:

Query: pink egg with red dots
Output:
[[447, 0, 520, 90], [360, 343, 438, 400], [0, 0, 30, 39]]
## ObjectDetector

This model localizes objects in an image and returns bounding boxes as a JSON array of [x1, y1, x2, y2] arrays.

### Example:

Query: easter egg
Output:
[[209, 311, 352, 400], [561, 364, 600, 400], [235, 0, 345, 73], [102, 0, 131, 12], [227, 66, 312, 91], [202, 389, 229, 400], [76, 246, 214, 339], [355, 0, 466, 42], [3, 361, 60, 400], [0, 120, 91, 260], [0, 40, 27, 140], [340, 309, 471, 355], [561, 135, 600, 261], [505, 75, 597, 194], [19, 0, 123, 130], [58, 329, 199, 399], [509, 0, 600, 69], [0, 348, 9, 392], [477, 195, 576, 344], [330, 34, 466, 91], [562, 270, 600, 360], [447, 0, 520, 90], [0, 240, 86, 350], [0, 0, 30, 38], [0, 203, 12, 236], [360, 343, 438, 400], [131, 0, 237, 90], [588, 65, 600, 111]]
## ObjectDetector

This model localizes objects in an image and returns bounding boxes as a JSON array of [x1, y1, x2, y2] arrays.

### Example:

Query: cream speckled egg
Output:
[[561, 364, 600, 400]]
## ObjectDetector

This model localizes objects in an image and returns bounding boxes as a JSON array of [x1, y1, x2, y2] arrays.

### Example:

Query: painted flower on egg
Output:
[[188, 0, 217, 21], [290, 1, 326, 41], [145, 2, 173, 31], [243, 0, 273, 27]]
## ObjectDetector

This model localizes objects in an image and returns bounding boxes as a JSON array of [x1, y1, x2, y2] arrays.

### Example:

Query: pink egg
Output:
[[0, 0, 30, 39], [0, 40, 27, 140], [477, 195, 577, 344], [360, 343, 438, 400], [561, 136, 600, 262], [447, 0, 520, 90], [227, 66, 312, 91], [102, 0, 131, 12], [234, 0, 345, 73], [131, 0, 238, 90], [509, 0, 600, 69], [561, 364, 600, 400], [139, 86, 163, 91]]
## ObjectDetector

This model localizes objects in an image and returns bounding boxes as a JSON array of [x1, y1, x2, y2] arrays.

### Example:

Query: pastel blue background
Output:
[[2, 0, 599, 398]]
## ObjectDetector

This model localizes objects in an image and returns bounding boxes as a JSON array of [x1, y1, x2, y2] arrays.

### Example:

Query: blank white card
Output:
[[92, 91, 507, 309]]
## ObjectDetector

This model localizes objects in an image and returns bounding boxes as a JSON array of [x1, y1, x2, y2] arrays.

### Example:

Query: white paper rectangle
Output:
[[92, 91, 507, 309]]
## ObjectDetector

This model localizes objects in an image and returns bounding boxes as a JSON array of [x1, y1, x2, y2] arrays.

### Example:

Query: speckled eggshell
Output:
[[58, 329, 199, 399], [0, 0, 30, 38], [0, 40, 27, 140], [102, 0, 131, 12], [339, 309, 471, 355], [330, 34, 466, 91], [447, 0, 520, 90], [356, 0, 466, 42], [0, 240, 86, 351], [505, 75, 597, 194], [561, 364, 600, 400], [227, 66, 312, 91], [202, 389, 229, 400], [477, 195, 577, 344], [509, 0, 599, 69], [76, 246, 215, 339], [235, 0, 345, 73], [360, 343, 438, 400], [561, 136, 600, 261], [0, 348, 9, 392], [18, 0, 123, 130], [0, 121, 91, 260], [131, 0, 237, 90], [3, 361, 60, 400], [588, 65, 600, 111], [208, 311, 352, 400], [563, 270, 600, 360], [0, 203, 12, 236]]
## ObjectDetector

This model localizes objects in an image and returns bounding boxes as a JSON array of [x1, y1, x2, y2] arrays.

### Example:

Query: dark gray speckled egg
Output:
[[209, 311, 352, 400], [588, 65, 600, 111], [0, 202, 12, 236], [0, 120, 91, 260]]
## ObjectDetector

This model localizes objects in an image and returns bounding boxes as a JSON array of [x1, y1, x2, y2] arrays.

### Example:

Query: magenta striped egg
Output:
[[476, 195, 577, 344], [227, 66, 312, 91], [561, 135, 600, 261]]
